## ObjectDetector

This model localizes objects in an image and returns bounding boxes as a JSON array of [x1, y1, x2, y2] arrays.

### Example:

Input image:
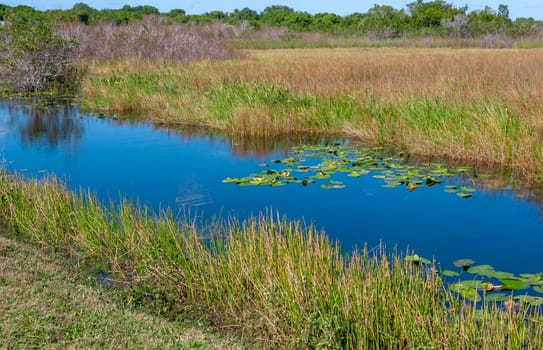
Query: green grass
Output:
[[1, 171, 542, 349], [0, 235, 241, 349]]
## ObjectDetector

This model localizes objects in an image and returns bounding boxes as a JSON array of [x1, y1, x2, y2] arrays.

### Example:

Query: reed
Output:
[[1, 171, 542, 349]]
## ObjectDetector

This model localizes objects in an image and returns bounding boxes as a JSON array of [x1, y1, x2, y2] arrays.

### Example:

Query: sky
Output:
[[2, 1, 543, 20]]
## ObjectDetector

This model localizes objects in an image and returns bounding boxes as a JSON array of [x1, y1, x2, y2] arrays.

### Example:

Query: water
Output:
[[1, 97, 542, 275]]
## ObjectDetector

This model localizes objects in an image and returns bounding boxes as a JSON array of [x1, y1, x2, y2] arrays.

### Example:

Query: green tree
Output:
[[359, 5, 408, 38], [407, 0, 466, 31], [311, 13, 343, 33], [72, 2, 96, 24], [261, 6, 295, 26], [227, 8, 259, 25], [466, 6, 511, 35]]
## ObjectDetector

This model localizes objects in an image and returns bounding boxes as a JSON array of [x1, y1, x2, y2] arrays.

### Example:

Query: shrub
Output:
[[58, 16, 243, 62], [0, 13, 78, 93]]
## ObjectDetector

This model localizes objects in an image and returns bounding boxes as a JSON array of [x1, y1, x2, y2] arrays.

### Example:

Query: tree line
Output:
[[0, 1, 542, 38]]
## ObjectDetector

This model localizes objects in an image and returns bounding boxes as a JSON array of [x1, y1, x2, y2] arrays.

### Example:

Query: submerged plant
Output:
[[224, 144, 488, 197]]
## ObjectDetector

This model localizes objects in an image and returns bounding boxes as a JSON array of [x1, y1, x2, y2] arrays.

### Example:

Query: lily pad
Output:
[[453, 258, 476, 269], [452, 280, 488, 290], [499, 278, 529, 291], [533, 285, 543, 294], [484, 293, 510, 302], [459, 186, 476, 193], [467, 265, 495, 276], [514, 295, 543, 306], [224, 144, 485, 197], [314, 171, 331, 179], [442, 270, 460, 278], [320, 183, 346, 190], [452, 287, 481, 302], [490, 271, 516, 280]]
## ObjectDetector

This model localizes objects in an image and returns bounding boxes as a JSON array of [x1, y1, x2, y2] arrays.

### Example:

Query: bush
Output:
[[58, 16, 243, 62], [0, 13, 79, 93]]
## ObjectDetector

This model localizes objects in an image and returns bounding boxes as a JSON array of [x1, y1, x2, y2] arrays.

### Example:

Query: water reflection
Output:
[[1, 97, 84, 151], [3, 97, 543, 215], [149, 124, 345, 159]]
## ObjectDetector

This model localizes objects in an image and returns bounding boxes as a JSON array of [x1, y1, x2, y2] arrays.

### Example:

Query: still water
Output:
[[1, 98, 542, 274]]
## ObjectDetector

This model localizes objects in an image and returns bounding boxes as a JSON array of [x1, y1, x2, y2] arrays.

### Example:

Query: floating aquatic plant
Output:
[[223, 144, 488, 198], [437, 258, 543, 305]]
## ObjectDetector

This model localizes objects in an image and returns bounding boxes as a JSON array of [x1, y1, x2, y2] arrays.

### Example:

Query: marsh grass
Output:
[[1, 171, 542, 349], [80, 48, 543, 180]]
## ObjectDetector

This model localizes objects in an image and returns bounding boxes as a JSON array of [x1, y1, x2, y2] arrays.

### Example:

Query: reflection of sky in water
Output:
[[1, 98, 543, 275]]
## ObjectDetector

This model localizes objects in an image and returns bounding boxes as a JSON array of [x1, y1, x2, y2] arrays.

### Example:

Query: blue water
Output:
[[1, 98, 542, 274]]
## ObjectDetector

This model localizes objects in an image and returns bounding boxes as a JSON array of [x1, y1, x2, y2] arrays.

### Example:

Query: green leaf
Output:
[[456, 166, 472, 173], [500, 278, 529, 291], [456, 192, 473, 198], [533, 285, 543, 294], [520, 273, 541, 281], [320, 184, 345, 190], [442, 270, 460, 278], [458, 288, 481, 302], [490, 271, 516, 280], [467, 265, 495, 276], [314, 171, 330, 179], [329, 180, 344, 186], [452, 280, 488, 290], [460, 186, 476, 193], [453, 258, 476, 269], [484, 293, 510, 302], [514, 295, 543, 306]]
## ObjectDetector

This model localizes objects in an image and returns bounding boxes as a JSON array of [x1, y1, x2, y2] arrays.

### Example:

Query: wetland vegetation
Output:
[[2, 1, 543, 348], [1, 172, 542, 349], [81, 48, 543, 182]]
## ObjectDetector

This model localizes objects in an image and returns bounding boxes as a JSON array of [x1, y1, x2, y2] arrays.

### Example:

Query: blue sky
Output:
[[3, 1, 543, 19]]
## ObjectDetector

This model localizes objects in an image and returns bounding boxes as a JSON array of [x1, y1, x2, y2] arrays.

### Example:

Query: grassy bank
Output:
[[0, 235, 240, 349], [1, 172, 542, 349], [80, 48, 543, 181]]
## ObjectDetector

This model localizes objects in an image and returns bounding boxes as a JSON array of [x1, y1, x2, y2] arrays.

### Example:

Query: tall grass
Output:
[[80, 48, 543, 179], [1, 171, 542, 348]]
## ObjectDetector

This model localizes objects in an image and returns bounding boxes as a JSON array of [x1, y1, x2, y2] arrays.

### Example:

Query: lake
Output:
[[1, 97, 542, 275]]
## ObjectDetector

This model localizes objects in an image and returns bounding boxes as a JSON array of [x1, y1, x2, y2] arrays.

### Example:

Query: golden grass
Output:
[[213, 48, 543, 101], [80, 48, 543, 180]]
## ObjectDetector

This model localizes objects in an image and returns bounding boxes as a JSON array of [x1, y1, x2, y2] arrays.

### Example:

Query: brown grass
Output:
[[215, 48, 543, 102]]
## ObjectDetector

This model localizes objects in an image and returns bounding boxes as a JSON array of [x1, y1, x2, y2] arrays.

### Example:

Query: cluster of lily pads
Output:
[[406, 254, 543, 306], [223, 144, 488, 197]]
